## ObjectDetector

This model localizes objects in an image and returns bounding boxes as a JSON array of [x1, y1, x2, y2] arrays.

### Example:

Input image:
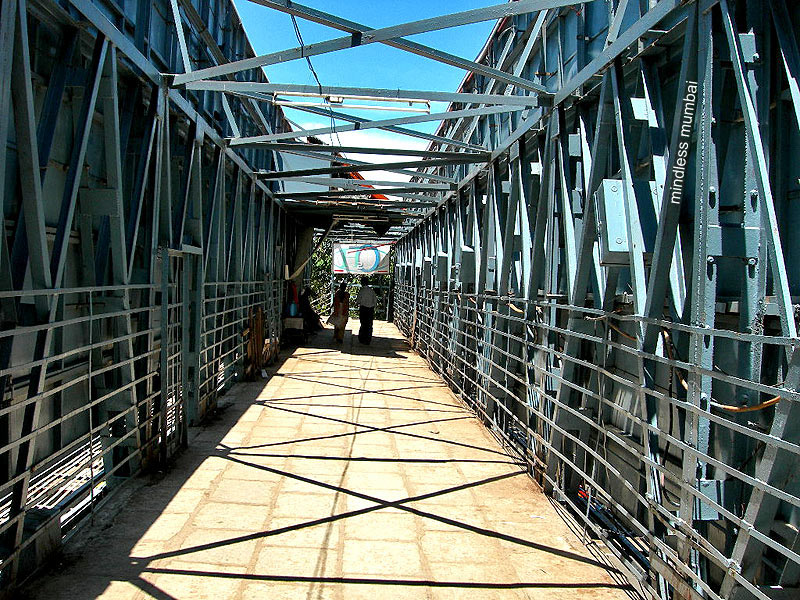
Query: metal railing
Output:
[[0, 271, 284, 586], [394, 282, 799, 600]]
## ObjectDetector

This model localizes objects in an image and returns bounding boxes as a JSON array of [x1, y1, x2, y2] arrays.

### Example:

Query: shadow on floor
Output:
[[19, 322, 635, 600]]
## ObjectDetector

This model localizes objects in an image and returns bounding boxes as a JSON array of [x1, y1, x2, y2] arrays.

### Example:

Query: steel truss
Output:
[[0, 0, 798, 599], [167, 0, 577, 232], [0, 0, 289, 587], [394, 2, 800, 600]]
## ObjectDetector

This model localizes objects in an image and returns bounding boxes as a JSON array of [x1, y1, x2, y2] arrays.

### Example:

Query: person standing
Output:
[[356, 276, 377, 344], [328, 282, 350, 343]]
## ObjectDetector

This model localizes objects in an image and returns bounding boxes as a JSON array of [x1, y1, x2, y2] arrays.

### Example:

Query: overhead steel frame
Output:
[[168, 0, 587, 240], [393, 2, 800, 600], [0, 0, 290, 587], [0, 0, 797, 597]]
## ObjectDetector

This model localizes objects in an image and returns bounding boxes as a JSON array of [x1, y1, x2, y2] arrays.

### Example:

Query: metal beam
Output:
[[769, 0, 800, 163], [245, 0, 553, 94], [721, 0, 796, 340], [265, 142, 483, 159], [175, 0, 579, 85], [127, 86, 158, 279], [231, 105, 528, 145], [0, 3, 15, 273], [65, 0, 281, 210], [258, 157, 485, 179], [169, 0, 191, 73], [276, 177, 455, 190], [9, 0, 50, 295], [282, 188, 442, 203], [286, 198, 435, 209], [275, 188, 442, 200], [719, 0, 800, 593], [5, 8, 108, 573], [438, 10, 548, 153], [554, 0, 683, 104], [183, 81, 540, 107], [50, 35, 109, 286], [273, 145, 457, 184], [276, 102, 485, 152], [176, 0, 273, 137]]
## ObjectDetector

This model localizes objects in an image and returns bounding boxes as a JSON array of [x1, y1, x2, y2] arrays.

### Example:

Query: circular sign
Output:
[[354, 245, 382, 273]]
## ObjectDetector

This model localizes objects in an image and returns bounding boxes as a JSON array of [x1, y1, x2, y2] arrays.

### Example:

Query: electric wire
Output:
[[289, 15, 343, 147]]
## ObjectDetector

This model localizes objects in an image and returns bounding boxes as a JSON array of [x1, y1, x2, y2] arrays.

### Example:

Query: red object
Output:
[[345, 170, 388, 200], [287, 281, 299, 303], [306, 136, 389, 201]]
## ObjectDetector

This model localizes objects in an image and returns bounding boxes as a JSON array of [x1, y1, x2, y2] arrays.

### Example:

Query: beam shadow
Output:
[[259, 401, 466, 414], [265, 373, 449, 402], [289, 355, 436, 380], [219, 413, 481, 453], [272, 373, 445, 384], [20, 323, 629, 600], [259, 388, 459, 411], [139, 568, 631, 591], [143, 454, 616, 574], [224, 452, 518, 466], [246, 402, 510, 457]]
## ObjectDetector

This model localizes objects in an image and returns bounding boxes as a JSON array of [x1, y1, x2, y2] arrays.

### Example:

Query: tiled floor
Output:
[[23, 322, 631, 600]]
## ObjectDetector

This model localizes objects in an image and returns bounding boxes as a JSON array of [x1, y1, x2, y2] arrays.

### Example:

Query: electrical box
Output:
[[485, 255, 497, 289], [436, 253, 449, 281], [594, 179, 658, 266], [422, 257, 432, 283], [458, 247, 476, 284], [568, 133, 582, 157]]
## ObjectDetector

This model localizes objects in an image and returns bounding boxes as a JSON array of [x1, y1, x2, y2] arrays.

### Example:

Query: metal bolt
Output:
[[747, 257, 757, 266], [615, 237, 623, 245], [752, 52, 760, 62], [707, 256, 715, 264]]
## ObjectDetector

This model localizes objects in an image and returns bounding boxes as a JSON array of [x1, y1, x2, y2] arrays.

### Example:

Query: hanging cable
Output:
[[289, 15, 343, 146]]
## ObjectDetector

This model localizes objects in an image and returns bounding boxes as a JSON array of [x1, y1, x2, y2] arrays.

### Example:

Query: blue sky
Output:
[[232, 0, 497, 137]]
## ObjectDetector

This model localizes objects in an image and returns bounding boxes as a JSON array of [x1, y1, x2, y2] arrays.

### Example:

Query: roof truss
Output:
[[230, 105, 528, 146], [172, 0, 576, 87], [183, 81, 540, 107], [258, 156, 486, 179]]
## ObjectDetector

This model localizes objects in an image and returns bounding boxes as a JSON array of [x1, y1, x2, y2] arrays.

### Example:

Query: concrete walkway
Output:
[[24, 322, 631, 600]]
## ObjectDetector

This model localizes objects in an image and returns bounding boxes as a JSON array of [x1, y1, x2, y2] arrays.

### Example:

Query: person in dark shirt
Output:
[[299, 287, 323, 333], [356, 276, 377, 345]]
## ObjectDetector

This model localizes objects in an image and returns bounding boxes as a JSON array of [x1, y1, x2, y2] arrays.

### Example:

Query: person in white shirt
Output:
[[356, 276, 377, 344]]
